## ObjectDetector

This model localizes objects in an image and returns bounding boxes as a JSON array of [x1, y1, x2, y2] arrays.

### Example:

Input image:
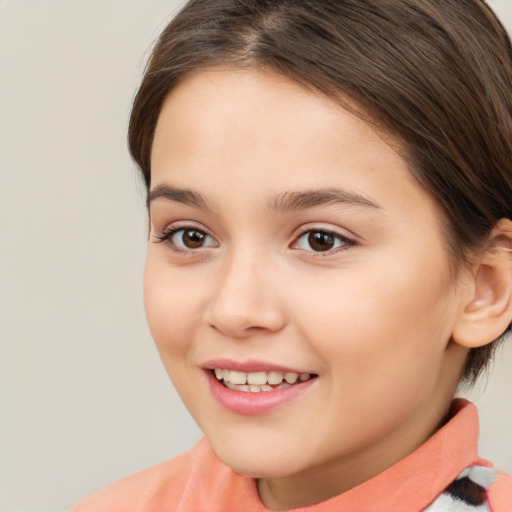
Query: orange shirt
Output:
[[69, 400, 511, 511]]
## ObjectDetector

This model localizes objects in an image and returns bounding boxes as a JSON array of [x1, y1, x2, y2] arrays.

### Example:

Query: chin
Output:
[[208, 435, 309, 479], [220, 456, 295, 479]]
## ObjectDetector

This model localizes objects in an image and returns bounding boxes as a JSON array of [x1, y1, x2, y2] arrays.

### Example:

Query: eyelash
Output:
[[153, 225, 356, 256], [293, 227, 356, 256], [153, 225, 217, 254]]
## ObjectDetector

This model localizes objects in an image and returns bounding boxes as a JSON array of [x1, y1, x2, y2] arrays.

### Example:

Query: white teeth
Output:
[[225, 382, 249, 391], [284, 372, 299, 384], [213, 368, 313, 389], [225, 382, 274, 392], [247, 371, 267, 385], [228, 370, 247, 385], [267, 371, 284, 385], [223, 381, 293, 392]]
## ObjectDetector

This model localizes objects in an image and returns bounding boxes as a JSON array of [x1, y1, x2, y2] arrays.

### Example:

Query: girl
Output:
[[71, 1, 512, 510]]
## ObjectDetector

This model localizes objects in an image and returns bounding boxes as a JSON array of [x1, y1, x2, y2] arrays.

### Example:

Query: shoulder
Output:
[[68, 437, 217, 512]]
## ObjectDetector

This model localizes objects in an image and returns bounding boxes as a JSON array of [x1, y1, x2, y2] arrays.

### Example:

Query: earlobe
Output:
[[452, 219, 512, 349]]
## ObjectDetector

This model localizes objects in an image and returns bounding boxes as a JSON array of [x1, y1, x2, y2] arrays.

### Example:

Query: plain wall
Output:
[[0, 1, 510, 511]]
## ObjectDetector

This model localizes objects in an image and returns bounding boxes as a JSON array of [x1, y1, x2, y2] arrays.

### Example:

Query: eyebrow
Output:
[[267, 188, 381, 213], [147, 184, 381, 213], [147, 184, 212, 210]]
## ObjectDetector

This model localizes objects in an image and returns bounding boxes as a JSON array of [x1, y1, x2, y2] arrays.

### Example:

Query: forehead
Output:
[[154, 70, 399, 178], [151, 68, 442, 228]]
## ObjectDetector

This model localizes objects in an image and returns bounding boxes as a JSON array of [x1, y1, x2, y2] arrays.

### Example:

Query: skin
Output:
[[145, 68, 472, 510]]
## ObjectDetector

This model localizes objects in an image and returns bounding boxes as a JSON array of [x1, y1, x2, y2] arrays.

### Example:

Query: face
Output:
[[146, 68, 469, 507]]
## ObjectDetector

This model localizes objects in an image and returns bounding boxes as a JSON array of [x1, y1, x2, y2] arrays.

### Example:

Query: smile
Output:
[[206, 366, 318, 415], [213, 368, 312, 392]]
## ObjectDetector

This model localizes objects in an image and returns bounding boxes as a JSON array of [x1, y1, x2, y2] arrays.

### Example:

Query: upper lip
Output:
[[202, 358, 313, 374]]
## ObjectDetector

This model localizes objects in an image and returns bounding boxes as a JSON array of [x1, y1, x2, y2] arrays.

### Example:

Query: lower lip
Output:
[[206, 371, 317, 415]]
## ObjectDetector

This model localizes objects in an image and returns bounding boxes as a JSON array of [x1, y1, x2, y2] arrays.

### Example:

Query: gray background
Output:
[[1, 1, 511, 511]]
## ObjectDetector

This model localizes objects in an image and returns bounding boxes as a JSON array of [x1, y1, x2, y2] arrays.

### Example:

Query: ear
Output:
[[452, 219, 512, 349]]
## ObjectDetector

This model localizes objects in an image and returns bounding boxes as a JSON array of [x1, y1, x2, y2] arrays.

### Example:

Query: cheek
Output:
[[289, 257, 457, 377], [143, 258, 200, 357], [287, 267, 457, 440]]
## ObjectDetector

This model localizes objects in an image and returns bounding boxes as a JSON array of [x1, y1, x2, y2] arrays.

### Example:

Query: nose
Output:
[[205, 250, 287, 338]]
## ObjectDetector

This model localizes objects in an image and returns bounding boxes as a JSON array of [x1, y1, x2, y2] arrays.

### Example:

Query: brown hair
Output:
[[128, 0, 512, 384]]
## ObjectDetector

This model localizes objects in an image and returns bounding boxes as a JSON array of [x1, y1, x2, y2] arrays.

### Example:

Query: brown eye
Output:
[[180, 229, 207, 248], [155, 227, 218, 250], [308, 231, 335, 252], [295, 229, 354, 253]]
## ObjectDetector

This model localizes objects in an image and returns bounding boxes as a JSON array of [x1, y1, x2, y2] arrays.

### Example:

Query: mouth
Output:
[[203, 360, 318, 414], [212, 368, 316, 392]]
